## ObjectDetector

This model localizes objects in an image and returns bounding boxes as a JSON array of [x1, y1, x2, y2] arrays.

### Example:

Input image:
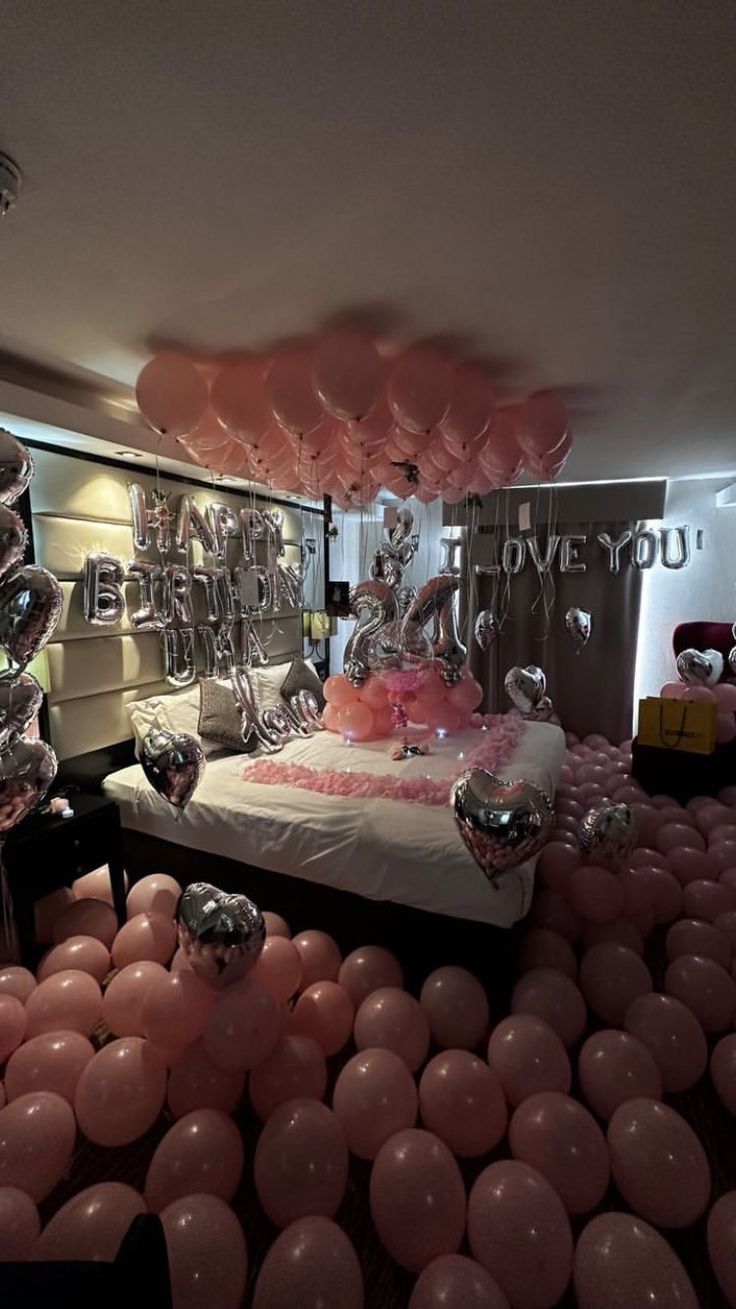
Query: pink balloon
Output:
[[209, 357, 272, 443], [479, 407, 524, 481], [511, 968, 586, 1048], [145, 1107, 243, 1213], [250, 1034, 327, 1123], [204, 977, 282, 1070], [141, 968, 216, 1052], [333, 1048, 417, 1160], [660, 681, 686, 699], [75, 1037, 167, 1146], [717, 712, 736, 744], [53, 898, 117, 948], [25, 969, 101, 1038], [715, 908, 736, 953], [419, 966, 489, 1050], [354, 987, 430, 1072], [126, 873, 181, 919], [665, 846, 712, 885], [487, 1014, 571, 1106], [682, 878, 736, 922], [255, 1097, 348, 1229], [582, 919, 644, 955], [409, 1255, 509, 1309], [102, 960, 167, 1036], [162, 1194, 247, 1309], [666, 917, 731, 969], [448, 676, 483, 712], [468, 1160, 573, 1309], [536, 842, 580, 892], [38, 935, 110, 984], [370, 1128, 465, 1273], [0, 994, 25, 1062], [0, 1091, 75, 1200], [624, 991, 707, 1093], [166, 1038, 244, 1119], [111, 912, 177, 968], [5, 1030, 94, 1105], [579, 943, 652, 1026], [323, 675, 360, 708], [696, 801, 736, 834], [338, 945, 403, 1009], [37, 1182, 145, 1261], [249, 935, 302, 1004], [708, 840, 736, 872], [263, 910, 291, 939], [253, 1215, 362, 1309], [568, 866, 624, 923], [628, 845, 666, 868], [0, 1187, 40, 1259], [608, 1097, 711, 1228], [388, 348, 452, 435], [267, 347, 323, 437], [708, 1192, 736, 1309], [426, 702, 464, 735], [518, 928, 577, 979], [419, 1050, 506, 1158], [630, 866, 682, 924], [574, 1212, 698, 1309], [72, 865, 129, 906], [578, 1028, 662, 1121], [509, 1091, 609, 1215], [0, 965, 36, 1004], [322, 702, 340, 732], [290, 980, 354, 1056], [710, 1033, 736, 1114], [657, 823, 705, 854], [136, 353, 208, 438], [337, 699, 376, 740], [682, 685, 716, 703], [529, 890, 582, 941], [665, 953, 736, 1032]]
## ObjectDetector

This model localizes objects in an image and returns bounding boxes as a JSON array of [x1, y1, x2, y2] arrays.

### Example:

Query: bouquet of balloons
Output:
[[322, 665, 484, 742]]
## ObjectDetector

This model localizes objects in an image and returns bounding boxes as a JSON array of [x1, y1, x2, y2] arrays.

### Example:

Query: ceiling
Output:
[[1, 1, 735, 482]]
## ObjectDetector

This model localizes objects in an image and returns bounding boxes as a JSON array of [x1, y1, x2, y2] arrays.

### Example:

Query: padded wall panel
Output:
[[46, 634, 163, 704], [49, 681, 173, 759]]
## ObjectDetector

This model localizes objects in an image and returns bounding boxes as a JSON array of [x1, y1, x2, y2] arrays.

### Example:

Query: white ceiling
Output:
[[1, 1, 735, 481]]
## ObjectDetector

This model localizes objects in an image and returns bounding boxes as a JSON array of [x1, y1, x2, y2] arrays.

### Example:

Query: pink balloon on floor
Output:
[[518, 929, 577, 979], [608, 1097, 710, 1228], [5, 1030, 94, 1106], [665, 953, 736, 1032], [529, 890, 582, 941], [682, 878, 736, 921], [112, 912, 177, 968], [25, 969, 101, 1038], [656, 823, 705, 854], [708, 1191, 736, 1308], [52, 898, 118, 949], [0, 965, 36, 1004], [710, 1034, 736, 1114], [578, 1028, 662, 1121], [488, 1014, 571, 1105], [536, 842, 580, 892], [162, 1194, 247, 1309], [468, 1160, 573, 1309], [141, 969, 216, 1052], [582, 919, 644, 955], [75, 1037, 167, 1146], [338, 945, 403, 1009], [252, 1215, 363, 1309], [72, 866, 128, 906], [624, 991, 707, 1093], [145, 1107, 243, 1212], [293, 930, 342, 986], [126, 873, 181, 919], [38, 935, 110, 984], [419, 1051, 507, 1158], [167, 1039, 245, 1119], [511, 968, 586, 1048], [250, 936, 303, 1003], [102, 960, 168, 1037], [419, 966, 490, 1050], [707, 841, 736, 874], [370, 1128, 466, 1273], [666, 918, 731, 969], [408, 1254, 510, 1309], [37, 1182, 145, 1262], [255, 1097, 348, 1229], [0, 1187, 40, 1259], [204, 977, 282, 1070], [263, 910, 291, 938], [333, 1048, 417, 1159], [579, 943, 652, 1026], [568, 866, 624, 924], [0, 1091, 76, 1200], [0, 995, 26, 1062], [574, 1212, 698, 1309], [290, 980, 354, 1056], [250, 1034, 327, 1122], [354, 986, 430, 1072], [509, 1091, 609, 1214]]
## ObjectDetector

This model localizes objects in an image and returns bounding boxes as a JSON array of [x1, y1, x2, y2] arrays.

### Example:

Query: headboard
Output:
[[27, 445, 324, 767]]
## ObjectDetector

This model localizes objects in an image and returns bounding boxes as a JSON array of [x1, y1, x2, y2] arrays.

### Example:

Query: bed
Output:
[[103, 720, 565, 929]]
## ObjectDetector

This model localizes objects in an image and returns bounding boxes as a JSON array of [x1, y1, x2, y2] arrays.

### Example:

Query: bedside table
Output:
[[4, 793, 127, 965]]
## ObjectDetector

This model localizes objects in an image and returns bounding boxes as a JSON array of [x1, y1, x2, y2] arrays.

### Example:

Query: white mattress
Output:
[[104, 721, 565, 927]]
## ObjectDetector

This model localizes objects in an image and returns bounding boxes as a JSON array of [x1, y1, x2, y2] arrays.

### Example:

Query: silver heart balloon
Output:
[[177, 880, 265, 987], [0, 735, 58, 833], [0, 566, 63, 667], [0, 430, 34, 507], [0, 671, 43, 749], [474, 609, 498, 651], [451, 768, 554, 882], [565, 606, 592, 653], [676, 647, 723, 687], [504, 665, 546, 713], [579, 802, 634, 868], [0, 504, 27, 580], [526, 694, 556, 723], [730, 645, 736, 677], [140, 728, 205, 809]]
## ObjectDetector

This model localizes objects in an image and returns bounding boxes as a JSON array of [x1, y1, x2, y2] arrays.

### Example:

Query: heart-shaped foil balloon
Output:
[[0, 736, 58, 833], [0, 430, 34, 507], [140, 728, 205, 809], [177, 881, 265, 986], [451, 768, 554, 882], [565, 606, 592, 653], [474, 609, 498, 651], [0, 504, 27, 580], [0, 671, 43, 749], [676, 647, 724, 687], [0, 566, 63, 667], [504, 665, 547, 714], [729, 625, 736, 677], [579, 802, 634, 868]]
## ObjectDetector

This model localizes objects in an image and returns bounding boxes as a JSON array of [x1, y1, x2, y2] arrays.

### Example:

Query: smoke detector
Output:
[[0, 153, 21, 217]]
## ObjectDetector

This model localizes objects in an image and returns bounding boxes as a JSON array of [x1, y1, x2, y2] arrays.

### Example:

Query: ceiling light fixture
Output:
[[115, 450, 144, 459], [0, 152, 21, 217]]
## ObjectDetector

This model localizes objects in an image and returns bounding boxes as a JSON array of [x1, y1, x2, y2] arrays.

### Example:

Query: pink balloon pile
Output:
[[323, 666, 484, 741], [660, 677, 736, 745], [135, 338, 574, 508]]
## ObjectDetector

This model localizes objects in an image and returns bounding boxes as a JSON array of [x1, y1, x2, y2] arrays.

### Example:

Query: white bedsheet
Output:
[[104, 721, 565, 927]]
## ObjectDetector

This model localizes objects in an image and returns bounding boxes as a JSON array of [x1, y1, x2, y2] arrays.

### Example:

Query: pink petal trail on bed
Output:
[[242, 715, 525, 807]]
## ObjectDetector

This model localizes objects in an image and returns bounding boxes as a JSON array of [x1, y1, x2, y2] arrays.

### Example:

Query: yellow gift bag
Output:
[[637, 696, 718, 755]]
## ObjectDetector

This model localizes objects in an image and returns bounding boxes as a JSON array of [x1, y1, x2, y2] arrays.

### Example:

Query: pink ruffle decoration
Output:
[[242, 714, 524, 807]]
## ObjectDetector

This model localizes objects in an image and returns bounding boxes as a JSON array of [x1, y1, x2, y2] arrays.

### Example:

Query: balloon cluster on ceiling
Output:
[[135, 333, 573, 510]]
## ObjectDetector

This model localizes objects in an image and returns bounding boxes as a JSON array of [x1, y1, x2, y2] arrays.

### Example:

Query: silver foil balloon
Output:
[[343, 580, 398, 685], [474, 609, 498, 651], [0, 566, 63, 667], [397, 585, 418, 616], [83, 553, 126, 626], [451, 768, 554, 883], [0, 735, 58, 833], [0, 504, 27, 579], [162, 565, 194, 625], [175, 496, 217, 556], [579, 802, 634, 868], [0, 430, 34, 507], [0, 671, 43, 749], [140, 727, 205, 809], [366, 618, 433, 672], [676, 647, 724, 687], [504, 665, 546, 713], [370, 542, 404, 590], [565, 606, 592, 653], [597, 530, 632, 574], [177, 881, 265, 987], [160, 627, 196, 687], [126, 560, 165, 629], [401, 574, 466, 685], [525, 694, 556, 723], [660, 526, 690, 569], [730, 643, 736, 678], [389, 507, 414, 548]]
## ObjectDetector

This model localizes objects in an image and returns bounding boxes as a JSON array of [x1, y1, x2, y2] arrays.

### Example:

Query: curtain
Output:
[[466, 520, 643, 743]]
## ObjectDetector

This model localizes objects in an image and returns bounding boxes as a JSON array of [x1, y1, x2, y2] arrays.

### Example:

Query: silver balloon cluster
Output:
[[451, 768, 554, 884], [343, 572, 467, 687], [177, 881, 265, 987], [369, 508, 418, 592], [0, 431, 61, 837], [676, 647, 723, 687], [140, 727, 205, 810], [578, 802, 634, 868]]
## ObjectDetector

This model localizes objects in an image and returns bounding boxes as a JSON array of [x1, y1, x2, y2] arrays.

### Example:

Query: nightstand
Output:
[[4, 793, 127, 965]]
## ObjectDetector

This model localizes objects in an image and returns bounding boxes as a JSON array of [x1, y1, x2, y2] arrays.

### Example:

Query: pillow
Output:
[[254, 663, 291, 712], [280, 655, 326, 712], [198, 679, 258, 754], [126, 685, 221, 757]]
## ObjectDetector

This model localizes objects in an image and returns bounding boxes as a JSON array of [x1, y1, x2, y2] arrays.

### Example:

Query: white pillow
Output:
[[254, 663, 290, 712], [127, 685, 222, 757]]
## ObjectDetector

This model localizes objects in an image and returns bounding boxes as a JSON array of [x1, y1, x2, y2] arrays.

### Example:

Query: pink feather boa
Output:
[[242, 714, 524, 807]]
